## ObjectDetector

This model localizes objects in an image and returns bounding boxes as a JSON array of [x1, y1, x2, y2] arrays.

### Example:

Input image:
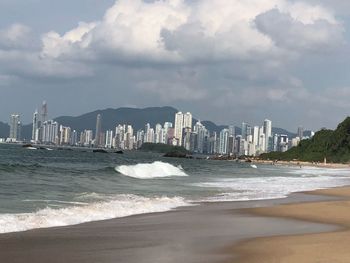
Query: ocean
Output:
[[1, 143, 350, 234]]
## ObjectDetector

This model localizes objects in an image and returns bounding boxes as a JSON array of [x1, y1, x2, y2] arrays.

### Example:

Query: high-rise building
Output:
[[241, 122, 247, 140], [194, 121, 207, 153], [32, 110, 39, 142], [9, 114, 21, 141], [105, 130, 114, 148], [42, 120, 58, 144], [219, 128, 229, 154], [252, 126, 259, 147], [183, 112, 192, 129], [41, 101, 48, 124], [59, 125, 71, 145], [297, 126, 304, 139], [263, 119, 272, 152], [83, 130, 93, 146], [174, 112, 184, 146], [95, 114, 102, 147]]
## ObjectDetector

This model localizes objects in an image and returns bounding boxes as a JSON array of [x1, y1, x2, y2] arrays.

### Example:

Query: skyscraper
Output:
[[95, 114, 102, 147], [41, 101, 48, 124], [297, 126, 304, 139], [9, 114, 21, 141], [263, 119, 272, 152], [183, 112, 192, 129], [219, 128, 229, 154], [174, 112, 184, 146], [241, 122, 247, 140], [32, 110, 39, 142]]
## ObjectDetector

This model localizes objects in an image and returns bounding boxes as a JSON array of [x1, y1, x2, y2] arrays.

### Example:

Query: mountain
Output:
[[0, 122, 9, 138], [272, 127, 296, 138], [261, 117, 350, 163], [14, 106, 294, 140]]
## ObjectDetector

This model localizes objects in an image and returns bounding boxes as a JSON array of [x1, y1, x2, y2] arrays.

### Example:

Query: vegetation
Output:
[[261, 117, 350, 163], [139, 143, 189, 154]]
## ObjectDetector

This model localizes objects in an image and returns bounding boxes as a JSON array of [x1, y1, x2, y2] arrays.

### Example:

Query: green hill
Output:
[[261, 117, 350, 163]]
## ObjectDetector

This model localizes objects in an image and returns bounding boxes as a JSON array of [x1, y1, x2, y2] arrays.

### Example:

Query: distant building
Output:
[[174, 112, 184, 146], [32, 110, 39, 143], [42, 120, 58, 144], [95, 114, 102, 147], [9, 114, 21, 141], [297, 126, 304, 139], [219, 129, 229, 154], [263, 119, 272, 151]]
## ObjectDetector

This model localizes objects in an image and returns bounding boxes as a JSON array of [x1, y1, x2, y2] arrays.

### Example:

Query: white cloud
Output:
[[0, 23, 34, 50], [40, 0, 343, 64]]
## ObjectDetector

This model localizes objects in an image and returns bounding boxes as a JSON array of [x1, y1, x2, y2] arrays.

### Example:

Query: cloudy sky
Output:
[[0, 0, 349, 131]]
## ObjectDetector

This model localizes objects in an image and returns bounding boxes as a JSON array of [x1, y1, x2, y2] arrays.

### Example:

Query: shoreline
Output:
[[0, 188, 344, 263], [253, 159, 350, 169], [231, 186, 350, 263]]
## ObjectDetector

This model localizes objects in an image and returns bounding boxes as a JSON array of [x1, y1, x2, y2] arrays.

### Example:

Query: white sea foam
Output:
[[115, 161, 188, 179], [287, 167, 350, 176], [0, 195, 189, 234], [196, 174, 350, 202]]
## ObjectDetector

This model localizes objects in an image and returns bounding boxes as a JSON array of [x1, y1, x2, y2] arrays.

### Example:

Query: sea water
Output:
[[1, 143, 350, 233]]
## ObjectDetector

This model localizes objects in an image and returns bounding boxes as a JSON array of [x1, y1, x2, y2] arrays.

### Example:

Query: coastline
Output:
[[232, 186, 350, 263], [253, 159, 350, 169], [0, 188, 343, 263]]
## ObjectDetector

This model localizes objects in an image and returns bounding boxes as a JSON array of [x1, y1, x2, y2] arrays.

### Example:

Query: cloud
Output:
[[40, 0, 343, 64], [0, 0, 347, 131], [0, 23, 35, 50], [255, 8, 344, 53]]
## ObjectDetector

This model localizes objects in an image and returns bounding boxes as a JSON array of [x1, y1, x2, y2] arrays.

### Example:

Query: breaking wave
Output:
[[0, 195, 189, 234], [115, 161, 188, 179]]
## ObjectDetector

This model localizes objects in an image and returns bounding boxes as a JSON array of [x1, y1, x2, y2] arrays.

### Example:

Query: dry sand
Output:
[[232, 187, 350, 263]]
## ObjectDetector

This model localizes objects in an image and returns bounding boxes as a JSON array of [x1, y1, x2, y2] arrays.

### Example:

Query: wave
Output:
[[0, 195, 189, 234], [0, 163, 43, 172], [287, 167, 350, 176], [115, 161, 188, 179], [195, 174, 350, 202]]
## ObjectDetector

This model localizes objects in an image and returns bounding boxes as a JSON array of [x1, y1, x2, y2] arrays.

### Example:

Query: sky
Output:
[[0, 0, 350, 131]]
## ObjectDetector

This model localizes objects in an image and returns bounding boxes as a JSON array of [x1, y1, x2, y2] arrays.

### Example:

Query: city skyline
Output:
[[2, 100, 311, 156], [1, 102, 311, 136], [0, 0, 350, 131]]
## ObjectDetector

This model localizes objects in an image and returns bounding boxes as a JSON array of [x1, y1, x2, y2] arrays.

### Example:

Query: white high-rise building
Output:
[[252, 126, 259, 147], [219, 129, 229, 154], [84, 130, 93, 146], [59, 125, 71, 145], [42, 120, 58, 144], [263, 119, 272, 152], [183, 112, 192, 129], [174, 112, 184, 146], [105, 130, 114, 148], [32, 110, 39, 142], [155, 123, 162, 143]]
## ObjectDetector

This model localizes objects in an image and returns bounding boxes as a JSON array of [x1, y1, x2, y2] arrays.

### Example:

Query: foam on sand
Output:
[[196, 173, 350, 202], [0, 195, 189, 234], [115, 161, 188, 179]]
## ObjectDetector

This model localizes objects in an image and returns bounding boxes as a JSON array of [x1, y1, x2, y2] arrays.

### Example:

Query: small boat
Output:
[[26, 147, 37, 150], [22, 144, 37, 150], [250, 164, 258, 169]]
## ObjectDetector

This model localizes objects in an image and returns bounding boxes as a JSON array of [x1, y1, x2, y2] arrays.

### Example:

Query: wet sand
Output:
[[232, 186, 350, 263], [0, 193, 337, 263]]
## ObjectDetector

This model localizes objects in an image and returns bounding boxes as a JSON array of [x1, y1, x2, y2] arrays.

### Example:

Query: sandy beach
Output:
[[232, 186, 350, 263], [0, 192, 338, 263]]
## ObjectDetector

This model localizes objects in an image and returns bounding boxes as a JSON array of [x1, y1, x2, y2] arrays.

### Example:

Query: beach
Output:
[[232, 186, 350, 263], [1, 146, 350, 262], [0, 189, 344, 263]]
